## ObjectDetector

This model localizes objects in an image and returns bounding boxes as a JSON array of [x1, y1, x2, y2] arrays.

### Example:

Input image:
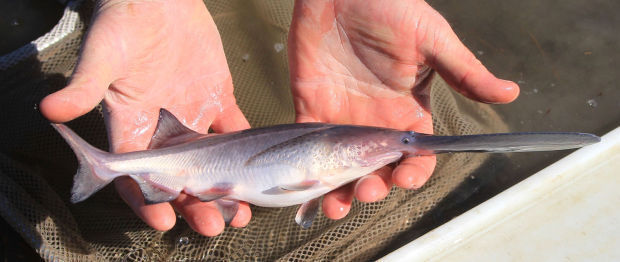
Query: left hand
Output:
[[288, 0, 519, 219]]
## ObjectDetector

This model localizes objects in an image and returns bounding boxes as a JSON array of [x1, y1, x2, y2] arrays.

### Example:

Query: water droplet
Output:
[[537, 109, 544, 114], [241, 53, 250, 62], [587, 99, 598, 108], [532, 88, 538, 94], [178, 236, 189, 245], [274, 43, 284, 53], [10, 18, 20, 27], [415, 107, 424, 119], [476, 50, 484, 55], [516, 72, 526, 85], [33, 104, 38, 110], [549, 83, 556, 87]]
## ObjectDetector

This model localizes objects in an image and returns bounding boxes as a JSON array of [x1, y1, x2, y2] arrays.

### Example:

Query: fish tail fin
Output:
[[51, 123, 119, 203]]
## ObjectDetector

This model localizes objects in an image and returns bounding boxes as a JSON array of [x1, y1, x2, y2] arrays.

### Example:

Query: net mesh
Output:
[[0, 0, 507, 261]]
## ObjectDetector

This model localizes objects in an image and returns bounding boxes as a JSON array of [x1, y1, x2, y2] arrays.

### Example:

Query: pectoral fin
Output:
[[262, 180, 320, 195], [280, 180, 319, 191], [295, 198, 320, 229]]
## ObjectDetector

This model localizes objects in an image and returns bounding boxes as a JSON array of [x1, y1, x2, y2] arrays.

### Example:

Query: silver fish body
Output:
[[57, 121, 409, 206], [53, 109, 600, 228]]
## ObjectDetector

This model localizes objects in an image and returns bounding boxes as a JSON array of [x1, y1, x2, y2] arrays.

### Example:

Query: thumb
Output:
[[40, 30, 120, 122], [422, 10, 519, 103]]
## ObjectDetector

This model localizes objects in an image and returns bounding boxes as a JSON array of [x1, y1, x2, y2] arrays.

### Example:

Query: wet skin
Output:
[[40, 0, 519, 237]]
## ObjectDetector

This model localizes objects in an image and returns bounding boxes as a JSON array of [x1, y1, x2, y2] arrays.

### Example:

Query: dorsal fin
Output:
[[148, 109, 206, 149]]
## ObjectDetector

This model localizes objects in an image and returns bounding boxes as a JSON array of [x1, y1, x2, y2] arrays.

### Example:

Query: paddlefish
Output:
[[52, 109, 600, 228]]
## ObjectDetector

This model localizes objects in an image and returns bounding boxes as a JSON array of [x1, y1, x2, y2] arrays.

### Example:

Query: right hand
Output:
[[40, 0, 251, 237], [287, 0, 519, 220]]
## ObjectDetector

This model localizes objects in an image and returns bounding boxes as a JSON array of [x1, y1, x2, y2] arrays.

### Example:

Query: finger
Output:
[[40, 24, 121, 122], [322, 183, 354, 220], [39, 71, 112, 123], [295, 114, 320, 123], [114, 177, 176, 231], [354, 166, 393, 203], [211, 105, 250, 133], [172, 195, 225, 237], [421, 9, 519, 103], [392, 155, 436, 189], [229, 201, 252, 228]]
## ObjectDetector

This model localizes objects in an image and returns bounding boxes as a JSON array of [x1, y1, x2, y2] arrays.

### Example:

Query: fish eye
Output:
[[401, 137, 410, 144]]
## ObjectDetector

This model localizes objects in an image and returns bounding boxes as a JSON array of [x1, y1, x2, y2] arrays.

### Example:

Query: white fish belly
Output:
[[237, 186, 334, 207]]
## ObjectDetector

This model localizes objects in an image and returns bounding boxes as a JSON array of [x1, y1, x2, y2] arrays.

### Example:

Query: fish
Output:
[[52, 109, 600, 228]]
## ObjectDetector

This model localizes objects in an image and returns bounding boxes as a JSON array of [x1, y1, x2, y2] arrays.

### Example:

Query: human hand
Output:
[[288, 0, 519, 219], [40, 0, 250, 236]]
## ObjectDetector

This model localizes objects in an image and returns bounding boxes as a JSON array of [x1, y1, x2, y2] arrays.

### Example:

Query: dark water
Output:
[[0, 0, 64, 55], [0, 1, 63, 260]]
